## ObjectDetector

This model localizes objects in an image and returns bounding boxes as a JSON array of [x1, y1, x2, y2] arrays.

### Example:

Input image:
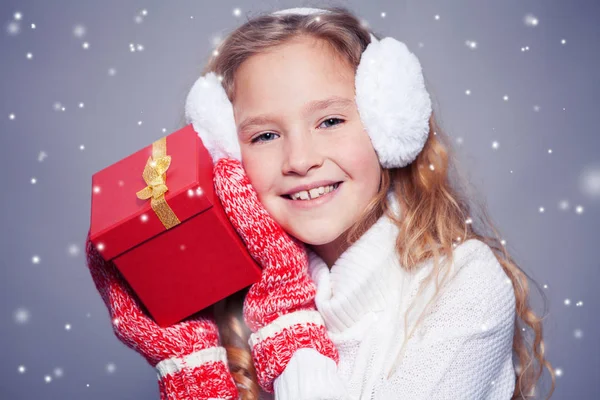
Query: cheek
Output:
[[240, 150, 282, 210], [334, 129, 381, 183]]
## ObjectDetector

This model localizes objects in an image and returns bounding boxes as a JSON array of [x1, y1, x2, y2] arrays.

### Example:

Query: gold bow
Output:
[[136, 136, 181, 229]]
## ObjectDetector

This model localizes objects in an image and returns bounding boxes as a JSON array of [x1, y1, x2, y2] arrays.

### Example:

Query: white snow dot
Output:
[[578, 164, 600, 199], [82, 42, 89, 49], [141, 9, 148, 16], [538, 207, 545, 213], [79, 102, 85, 108], [503, 95, 509, 101], [561, 39, 566, 45], [93, 185, 101, 194], [233, 8, 242, 17], [465, 217, 472, 224], [38, 150, 48, 162], [7, 20, 20, 35], [44, 375, 52, 383], [108, 67, 117, 76], [381, 12, 386, 18], [564, 298, 571, 306], [548, 149, 552, 154], [54, 368, 64, 378], [456, 137, 464, 144], [180, 244, 186, 251], [80, 144, 85, 150], [524, 14, 539, 27], [576, 301, 583, 307], [558, 200, 570, 211], [575, 205, 584, 214], [573, 329, 583, 339], [429, 164, 435, 171], [68, 244, 80, 256], [31, 177, 37, 184], [9, 113, 15, 120], [97, 242, 105, 251], [434, 14, 440, 20], [533, 105, 541, 112], [65, 323, 71, 331], [465, 89, 471, 95], [465, 40, 477, 49], [18, 365, 26, 374], [106, 363, 116, 374], [140, 214, 149, 222], [14, 307, 31, 324], [555, 368, 563, 377], [73, 24, 86, 38], [14, 12, 23, 21], [500, 239, 506, 246], [492, 141, 499, 150], [543, 284, 548, 289], [32, 255, 40, 264], [137, 120, 143, 126], [26, 52, 33, 59], [31, 23, 36, 29]]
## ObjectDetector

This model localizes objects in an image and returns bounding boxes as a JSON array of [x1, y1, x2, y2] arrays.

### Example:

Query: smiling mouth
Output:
[[281, 182, 342, 201]]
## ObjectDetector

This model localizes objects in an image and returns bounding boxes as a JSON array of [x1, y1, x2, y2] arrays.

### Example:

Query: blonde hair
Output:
[[183, 6, 555, 399]]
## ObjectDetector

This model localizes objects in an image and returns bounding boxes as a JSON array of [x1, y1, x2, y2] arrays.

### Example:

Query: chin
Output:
[[285, 224, 344, 246]]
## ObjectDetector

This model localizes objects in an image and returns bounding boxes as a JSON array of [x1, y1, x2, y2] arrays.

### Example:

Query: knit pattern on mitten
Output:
[[85, 234, 238, 400], [213, 158, 339, 392]]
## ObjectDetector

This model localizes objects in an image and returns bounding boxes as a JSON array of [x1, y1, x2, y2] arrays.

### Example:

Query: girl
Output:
[[85, 5, 555, 400]]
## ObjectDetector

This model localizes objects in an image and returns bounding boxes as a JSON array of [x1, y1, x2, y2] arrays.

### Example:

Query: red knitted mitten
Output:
[[85, 232, 239, 400], [213, 158, 339, 393]]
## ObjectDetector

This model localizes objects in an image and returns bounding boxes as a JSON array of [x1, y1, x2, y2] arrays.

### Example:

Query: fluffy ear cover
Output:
[[184, 72, 241, 163], [184, 13, 433, 170], [355, 35, 432, 169]]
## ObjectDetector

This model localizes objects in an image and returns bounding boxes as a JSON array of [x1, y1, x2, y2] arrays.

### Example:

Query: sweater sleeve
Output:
[[377, 241, 517, 400]]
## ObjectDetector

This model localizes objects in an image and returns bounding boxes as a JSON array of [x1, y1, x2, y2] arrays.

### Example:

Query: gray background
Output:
[[1, 0, 598, 398]]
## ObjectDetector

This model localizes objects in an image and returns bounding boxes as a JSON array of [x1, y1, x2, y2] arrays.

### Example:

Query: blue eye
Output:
[[251, 132, 279, 143], [319, 117, 344, 128], [250, 118, 345, 144]]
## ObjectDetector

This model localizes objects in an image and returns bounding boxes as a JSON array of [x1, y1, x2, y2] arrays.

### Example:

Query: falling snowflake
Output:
[[14, 307, 31, 324], [579, 164, 600, 199], [524, 14, 539, 27]]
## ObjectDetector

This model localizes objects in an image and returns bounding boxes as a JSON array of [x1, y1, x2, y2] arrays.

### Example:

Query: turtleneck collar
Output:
[[306, 190, 403, 333]]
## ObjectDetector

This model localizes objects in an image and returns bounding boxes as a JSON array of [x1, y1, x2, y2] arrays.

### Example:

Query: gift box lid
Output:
[[89, 125, 217, 261]]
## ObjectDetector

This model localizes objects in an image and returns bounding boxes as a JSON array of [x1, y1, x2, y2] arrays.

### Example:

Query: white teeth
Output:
[[289, 183, 339, 200], [309, 188, 320, 198]]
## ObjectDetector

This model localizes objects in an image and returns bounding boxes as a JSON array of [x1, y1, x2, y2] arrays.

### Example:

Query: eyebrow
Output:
[[238, 96, 354, 134]]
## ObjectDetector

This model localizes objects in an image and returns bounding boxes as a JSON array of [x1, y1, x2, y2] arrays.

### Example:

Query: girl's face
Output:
[[232, 35, 381, 265]]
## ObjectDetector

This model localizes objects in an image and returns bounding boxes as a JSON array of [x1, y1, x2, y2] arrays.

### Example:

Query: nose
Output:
[[282, 131, 323, 176]]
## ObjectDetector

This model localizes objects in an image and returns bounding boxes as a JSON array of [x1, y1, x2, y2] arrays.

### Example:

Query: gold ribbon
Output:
[[135, 136, 181, 229]]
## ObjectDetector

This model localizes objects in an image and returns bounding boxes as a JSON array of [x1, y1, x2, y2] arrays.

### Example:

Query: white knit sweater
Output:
[[265, 193, 517, 400]]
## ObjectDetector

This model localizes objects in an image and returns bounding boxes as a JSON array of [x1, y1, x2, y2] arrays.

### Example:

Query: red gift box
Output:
[[88, 124, 262, 327]]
